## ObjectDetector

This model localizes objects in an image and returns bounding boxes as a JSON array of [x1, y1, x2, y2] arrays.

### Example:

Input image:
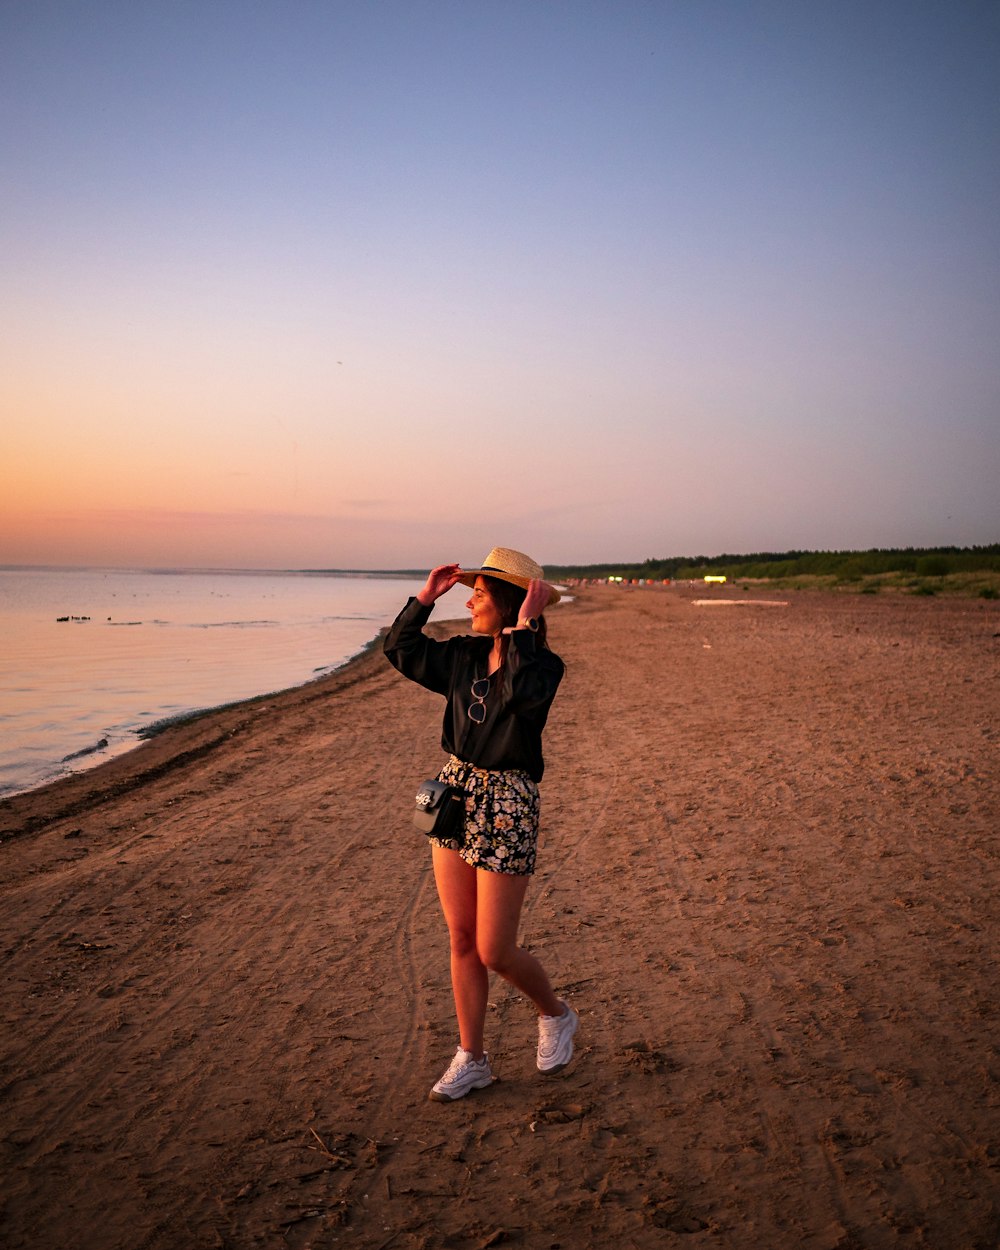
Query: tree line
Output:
[[546, 544, 1000, 583]]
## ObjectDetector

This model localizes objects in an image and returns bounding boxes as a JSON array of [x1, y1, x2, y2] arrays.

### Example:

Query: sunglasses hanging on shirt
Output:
[[468, 677, 490, 723]]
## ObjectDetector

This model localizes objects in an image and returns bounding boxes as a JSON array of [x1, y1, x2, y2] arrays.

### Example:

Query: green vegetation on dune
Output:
[[547, 545, 1000, 598]]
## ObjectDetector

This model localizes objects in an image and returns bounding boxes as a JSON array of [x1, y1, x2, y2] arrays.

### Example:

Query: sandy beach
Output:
[[1, 585, 997, 1250]]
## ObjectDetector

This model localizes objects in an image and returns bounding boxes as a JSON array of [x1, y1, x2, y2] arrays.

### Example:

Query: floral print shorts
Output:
[[430, 755, 540, 876]]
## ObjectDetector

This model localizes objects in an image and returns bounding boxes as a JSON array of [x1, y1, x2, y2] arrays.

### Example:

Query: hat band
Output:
[[481, 565, 530, 578]]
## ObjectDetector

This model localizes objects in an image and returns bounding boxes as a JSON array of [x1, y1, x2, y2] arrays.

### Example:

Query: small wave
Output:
[[187, 620, 280, 629], [62, 737, 109, 762], [106, 618, 283, 630]]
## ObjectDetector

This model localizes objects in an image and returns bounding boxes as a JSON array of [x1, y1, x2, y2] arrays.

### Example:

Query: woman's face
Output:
[[467, 577, 503, 636]]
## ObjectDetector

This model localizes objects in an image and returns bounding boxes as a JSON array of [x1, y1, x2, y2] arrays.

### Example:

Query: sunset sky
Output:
[[2, 1, 997, 571]]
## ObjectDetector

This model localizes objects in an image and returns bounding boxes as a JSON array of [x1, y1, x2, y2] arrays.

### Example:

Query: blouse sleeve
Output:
[[498, 626, 564, 713], [383, 597, 457, 696]]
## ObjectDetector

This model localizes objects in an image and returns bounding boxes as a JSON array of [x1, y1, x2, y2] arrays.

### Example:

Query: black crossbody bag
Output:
[[413, 778, 465, 838]]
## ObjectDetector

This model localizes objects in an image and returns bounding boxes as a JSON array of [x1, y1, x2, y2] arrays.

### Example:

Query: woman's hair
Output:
[[481, 575, 549, 660]]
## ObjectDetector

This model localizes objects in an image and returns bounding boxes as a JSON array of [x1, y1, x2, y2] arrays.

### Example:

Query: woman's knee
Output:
[[448, 926, 479, 960], [477, 937, 518, 975]]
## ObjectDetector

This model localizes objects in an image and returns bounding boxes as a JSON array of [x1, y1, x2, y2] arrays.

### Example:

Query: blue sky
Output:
[[2, 1, 997, 569]]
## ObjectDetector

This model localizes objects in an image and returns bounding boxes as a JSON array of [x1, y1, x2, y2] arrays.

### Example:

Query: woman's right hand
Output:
[[417, 563, 462, 606]]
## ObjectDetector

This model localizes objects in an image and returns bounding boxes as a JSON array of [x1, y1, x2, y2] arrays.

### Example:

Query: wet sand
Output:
[[1, 585, 998, 1249]]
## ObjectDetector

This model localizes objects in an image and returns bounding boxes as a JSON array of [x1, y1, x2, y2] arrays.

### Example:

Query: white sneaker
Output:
[[537, 1002, 579, 1074], [428, 1047, 493, 1102]]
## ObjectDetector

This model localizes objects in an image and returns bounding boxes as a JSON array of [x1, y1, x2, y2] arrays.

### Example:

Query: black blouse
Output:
[[383, 597, 564, 782]]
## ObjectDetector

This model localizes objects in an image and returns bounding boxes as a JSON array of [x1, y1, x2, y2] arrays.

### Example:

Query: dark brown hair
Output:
[[481, 575, 550, 664]]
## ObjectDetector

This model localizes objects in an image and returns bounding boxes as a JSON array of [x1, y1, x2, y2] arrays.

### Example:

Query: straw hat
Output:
[[457, 547, 561, 605]]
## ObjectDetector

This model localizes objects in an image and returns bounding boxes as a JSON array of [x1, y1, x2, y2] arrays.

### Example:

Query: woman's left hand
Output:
[[503, 577, 553, 632]]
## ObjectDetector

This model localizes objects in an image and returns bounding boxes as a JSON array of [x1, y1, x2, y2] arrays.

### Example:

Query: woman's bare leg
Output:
[[475, 869, 563, 1017], [432, 848, 566, 1060], [431, 845, 489, 1058]]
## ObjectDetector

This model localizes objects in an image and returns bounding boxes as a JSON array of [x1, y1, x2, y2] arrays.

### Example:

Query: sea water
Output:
[[0, 567, 470, 798]]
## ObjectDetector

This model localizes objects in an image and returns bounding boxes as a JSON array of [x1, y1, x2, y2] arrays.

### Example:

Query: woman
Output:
[[384, 546, 578, 1102]]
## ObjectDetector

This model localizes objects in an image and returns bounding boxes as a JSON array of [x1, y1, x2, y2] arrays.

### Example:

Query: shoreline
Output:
[[0, 603, 471, 806], [0, 605, 474, 833], [0, 566, 444, 802], [0, 625, 391, 837], [0, 646, 371, 807], [1, 587, 997, 1248]]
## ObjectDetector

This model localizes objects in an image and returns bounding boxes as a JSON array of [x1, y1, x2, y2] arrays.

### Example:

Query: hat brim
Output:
[[457, 568, 561, 606]]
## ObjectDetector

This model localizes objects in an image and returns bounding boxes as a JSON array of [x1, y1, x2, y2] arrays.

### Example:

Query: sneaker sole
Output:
[[428, 1078, 492, 1103]]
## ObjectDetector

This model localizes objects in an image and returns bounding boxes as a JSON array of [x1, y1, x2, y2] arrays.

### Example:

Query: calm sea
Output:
[[0, 567, 469, 798]]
